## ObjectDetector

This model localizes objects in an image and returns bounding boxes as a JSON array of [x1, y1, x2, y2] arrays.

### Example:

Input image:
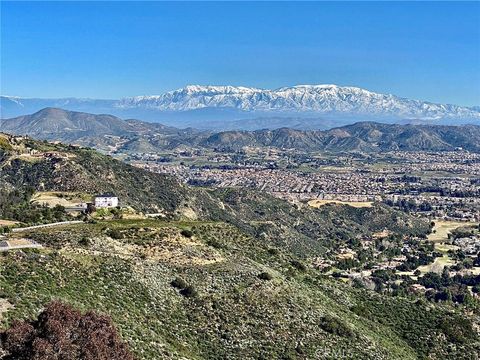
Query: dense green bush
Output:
[[258, 272, 273, 281], [180, 285, 197, 298], [180, 229, 194, 238], [319, 315, 353, 337], [171, 277, 188, 289], [107, 229, 124, 239], [290, 260, 307, 271]]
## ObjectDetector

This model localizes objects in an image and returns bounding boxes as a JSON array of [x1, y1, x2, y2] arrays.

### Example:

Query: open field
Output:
[[417, 255, 457, 274], [308, 199, 373, 208], [32, 191, 91, 207], [435, 243, 459, 252], [427, 220, 467, 242], [419, 220, 475, 274]]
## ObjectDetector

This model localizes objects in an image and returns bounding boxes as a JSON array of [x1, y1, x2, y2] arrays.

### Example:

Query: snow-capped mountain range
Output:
[[117, 84, 480, 120], [2, 84, 479, 129]]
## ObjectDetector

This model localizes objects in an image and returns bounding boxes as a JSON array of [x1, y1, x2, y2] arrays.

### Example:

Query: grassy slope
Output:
[[1, 220, 478, 360]]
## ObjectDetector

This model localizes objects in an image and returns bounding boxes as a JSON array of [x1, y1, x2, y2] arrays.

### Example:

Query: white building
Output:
[[94, 193, 119, 208]]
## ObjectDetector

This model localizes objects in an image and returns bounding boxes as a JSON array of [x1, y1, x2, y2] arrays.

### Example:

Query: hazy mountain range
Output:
[[2, 107, 480, 153], [2, 84, 479, 129]]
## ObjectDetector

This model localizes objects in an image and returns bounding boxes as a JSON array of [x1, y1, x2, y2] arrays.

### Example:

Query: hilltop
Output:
[[0, 108, 196, 152], [0, 132, 193, 214]]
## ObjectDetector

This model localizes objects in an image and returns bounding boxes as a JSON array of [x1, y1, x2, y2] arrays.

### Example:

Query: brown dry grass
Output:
[[0, 219, 19, 226], [6, 238, 34, 247], [427, 220, 467, 242], [32, 191, 90, 207], [308, 199, 373, 208]]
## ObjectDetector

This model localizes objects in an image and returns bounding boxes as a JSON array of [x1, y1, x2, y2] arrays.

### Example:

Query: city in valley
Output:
[[130, 148, 480, 221], [127, 146, 480, 279]]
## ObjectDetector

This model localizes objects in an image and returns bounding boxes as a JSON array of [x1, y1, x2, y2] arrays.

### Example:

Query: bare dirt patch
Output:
[[0, 298, 14, 320], [0, 219, 19, 226], [308, 199, 373, 208], [32, 191, 90, 207], [6, 238, 36, 247]]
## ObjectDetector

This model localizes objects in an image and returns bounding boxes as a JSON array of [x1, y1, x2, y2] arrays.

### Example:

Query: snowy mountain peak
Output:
[[2, 85, 480, 124], [116, 84, 480, 120], [180, 85, 263, 94]]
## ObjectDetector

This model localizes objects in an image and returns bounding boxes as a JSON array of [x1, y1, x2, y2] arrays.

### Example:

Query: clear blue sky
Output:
[[1, 1, 479, 106]]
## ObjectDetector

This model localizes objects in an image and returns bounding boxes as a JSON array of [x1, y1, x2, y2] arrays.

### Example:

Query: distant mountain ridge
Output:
[[2, 84, 480, 128], [203, 122, 480, 152], [0, 108, 197, 151], [1, 107, 480, 153], [0, 107, 178, 138], [118, 85, 480, 119]]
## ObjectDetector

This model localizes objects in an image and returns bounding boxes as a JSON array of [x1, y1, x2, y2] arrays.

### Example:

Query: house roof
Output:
[[94, 193, 117, 198]]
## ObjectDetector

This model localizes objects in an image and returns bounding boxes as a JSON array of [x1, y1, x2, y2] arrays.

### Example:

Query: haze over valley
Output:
[[2, 84, 480, 130]]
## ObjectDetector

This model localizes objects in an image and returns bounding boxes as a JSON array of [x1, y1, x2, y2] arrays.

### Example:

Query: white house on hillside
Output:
[[94, 193, 119, 208]]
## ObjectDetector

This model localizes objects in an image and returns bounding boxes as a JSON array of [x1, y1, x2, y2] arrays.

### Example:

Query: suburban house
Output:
[[94, 193, 119, 208]]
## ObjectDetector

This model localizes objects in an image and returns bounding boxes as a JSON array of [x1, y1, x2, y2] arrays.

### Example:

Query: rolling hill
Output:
[[203, 122, 480, 152], [2, 108, 480, 153], [0, 108, 200, 152]]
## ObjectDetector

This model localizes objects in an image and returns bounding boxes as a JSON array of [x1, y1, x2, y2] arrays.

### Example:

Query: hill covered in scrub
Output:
[[0, 133, 194, 214], [2, 108, 480, 154], [0, 134, 479, 359], [1, 219, 479, 360], [201, 122, 480, 152], [206, 188, 432, 257]]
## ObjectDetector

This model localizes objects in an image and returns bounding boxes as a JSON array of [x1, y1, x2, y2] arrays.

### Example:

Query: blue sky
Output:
[[1, 1, 479, 106]]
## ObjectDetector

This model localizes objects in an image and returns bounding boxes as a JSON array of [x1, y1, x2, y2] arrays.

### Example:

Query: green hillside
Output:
[[1, 219, 478, 359], [0, 134, 479, 359]]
